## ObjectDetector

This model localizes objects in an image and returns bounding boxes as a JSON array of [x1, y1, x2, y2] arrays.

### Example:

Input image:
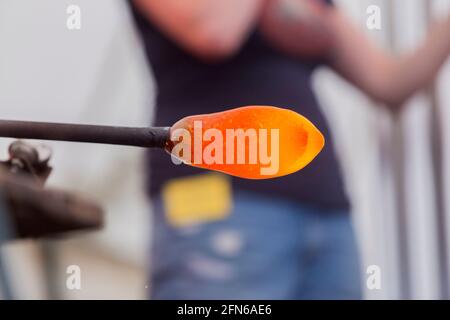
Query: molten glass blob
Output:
[[166, 106, 324, 179]]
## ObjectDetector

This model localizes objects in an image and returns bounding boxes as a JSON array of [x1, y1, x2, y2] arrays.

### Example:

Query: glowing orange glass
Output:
[[166, 106, 325, 179]]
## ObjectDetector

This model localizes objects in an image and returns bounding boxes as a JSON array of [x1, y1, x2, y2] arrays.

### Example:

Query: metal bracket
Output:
[[0, 140, 52, 186]]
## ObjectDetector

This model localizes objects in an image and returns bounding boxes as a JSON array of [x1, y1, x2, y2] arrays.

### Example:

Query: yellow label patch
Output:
[[162, 174, 232, 228]]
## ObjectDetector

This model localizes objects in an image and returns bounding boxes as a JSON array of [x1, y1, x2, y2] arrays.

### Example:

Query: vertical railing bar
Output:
[[425, 0, 449, 300], [386, 0, 411, 299]]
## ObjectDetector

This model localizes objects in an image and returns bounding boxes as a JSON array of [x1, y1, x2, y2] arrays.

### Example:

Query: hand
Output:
[[259, 0, 335, 60]]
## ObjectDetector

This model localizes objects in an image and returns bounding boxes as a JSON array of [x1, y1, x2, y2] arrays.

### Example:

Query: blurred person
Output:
[[129, 0, 450, 299]]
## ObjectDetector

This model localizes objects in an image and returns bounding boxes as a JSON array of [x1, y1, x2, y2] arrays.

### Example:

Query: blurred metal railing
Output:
[[388, 0, 449, 299], [426, 0, 449, 300]]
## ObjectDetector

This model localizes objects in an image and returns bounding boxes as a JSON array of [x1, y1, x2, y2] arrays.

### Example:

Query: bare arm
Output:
[[328, 10, 450, 107], [133, 0, 264, 61], [259, 0, 450, 107]]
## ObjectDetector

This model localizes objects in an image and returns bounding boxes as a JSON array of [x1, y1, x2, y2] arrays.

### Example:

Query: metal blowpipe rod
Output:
[[0, 119, 170, 149]]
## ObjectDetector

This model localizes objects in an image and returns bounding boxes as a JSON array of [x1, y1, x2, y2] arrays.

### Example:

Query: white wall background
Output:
[[0, 0, 449, 299], [0, 0, 154, 299]]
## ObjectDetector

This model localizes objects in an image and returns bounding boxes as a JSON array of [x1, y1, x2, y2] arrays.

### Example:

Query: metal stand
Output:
[[0, 140, 104, 299]]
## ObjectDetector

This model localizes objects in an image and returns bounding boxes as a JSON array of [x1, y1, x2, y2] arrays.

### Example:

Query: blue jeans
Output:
[[150, 190, 362, 299]]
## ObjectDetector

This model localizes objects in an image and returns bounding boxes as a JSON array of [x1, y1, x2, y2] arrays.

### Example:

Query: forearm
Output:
[[329, 11, 450, 107], [134, 0, 265, 61], [393, 15, 450, 104]]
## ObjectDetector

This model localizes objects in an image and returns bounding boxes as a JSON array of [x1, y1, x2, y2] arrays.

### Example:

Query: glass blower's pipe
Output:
[[0, 120, 170, 149], [0, 106, 325, 179]]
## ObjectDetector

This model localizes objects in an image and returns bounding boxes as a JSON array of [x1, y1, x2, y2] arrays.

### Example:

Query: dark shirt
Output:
[[129, 0, 350, 210]]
